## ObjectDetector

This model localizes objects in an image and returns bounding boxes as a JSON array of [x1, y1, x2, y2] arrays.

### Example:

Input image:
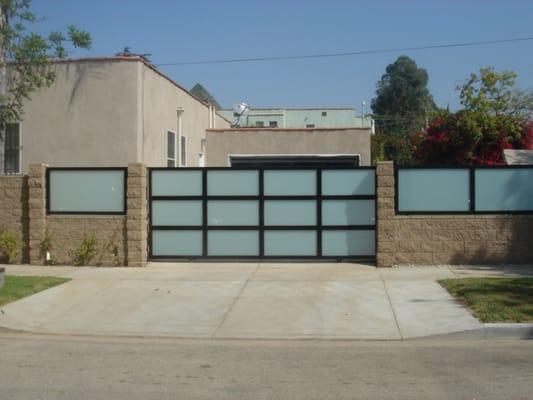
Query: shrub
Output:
[[0, 230, 23, 264], [71, 235, 98, 266], [100, 235, 122, 266], [40, 229, 56, 265], [414, 112, 532, 165]]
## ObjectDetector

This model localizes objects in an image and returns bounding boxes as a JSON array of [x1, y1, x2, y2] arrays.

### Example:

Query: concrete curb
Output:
[[422, 323, 533, 340]]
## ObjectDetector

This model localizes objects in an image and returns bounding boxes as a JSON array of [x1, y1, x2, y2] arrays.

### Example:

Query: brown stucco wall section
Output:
[[376, 161, 533, 267], [205, 128, 372, 166], [0, 176, 29, 262]]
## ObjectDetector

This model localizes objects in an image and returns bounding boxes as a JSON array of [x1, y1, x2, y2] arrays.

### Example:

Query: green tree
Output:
[[457, 68, 533, 142], [371, 55, 437, 133], [415, 68, 533, 165], [0, 0, 91, 137], [370, 56, 437, 164]]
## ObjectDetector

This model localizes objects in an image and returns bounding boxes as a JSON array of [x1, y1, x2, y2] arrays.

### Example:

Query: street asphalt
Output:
[[0, 331, 532, 400]]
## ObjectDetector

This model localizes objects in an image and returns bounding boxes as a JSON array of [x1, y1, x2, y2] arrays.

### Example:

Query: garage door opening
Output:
[[229, 154, 360, 168]]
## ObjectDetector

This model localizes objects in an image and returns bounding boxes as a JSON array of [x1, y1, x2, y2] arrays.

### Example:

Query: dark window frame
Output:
[[395, 164, 533, 215], [148, 166, 377, 261], [167, 131, 176, 167], [3, 123, 21, 174], [46, 167, 128, 215], [180, 135, 187, 167]]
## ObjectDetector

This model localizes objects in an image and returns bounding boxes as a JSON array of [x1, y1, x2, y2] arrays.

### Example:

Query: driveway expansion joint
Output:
[[211, 262, 261, 338], [378, 269, 404, 340]]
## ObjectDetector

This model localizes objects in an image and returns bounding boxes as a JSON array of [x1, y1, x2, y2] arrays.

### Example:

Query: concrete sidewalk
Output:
[[0, 263, 531, 340]]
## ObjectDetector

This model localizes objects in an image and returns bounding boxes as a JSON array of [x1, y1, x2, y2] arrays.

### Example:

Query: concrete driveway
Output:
[[0, 263, 506, 339]]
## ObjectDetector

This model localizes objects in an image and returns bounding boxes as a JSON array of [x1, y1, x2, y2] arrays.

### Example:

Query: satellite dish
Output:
[[232, 102, 249, 115]]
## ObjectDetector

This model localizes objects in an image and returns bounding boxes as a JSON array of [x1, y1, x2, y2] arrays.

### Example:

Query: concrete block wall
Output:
[[3, 160, 532, 268], [0, 163, 147, 267], [46, 216, 127, 266], [0, 175, 29, 263], [376, 161, 533, 267], [126, 164, 148, 267]]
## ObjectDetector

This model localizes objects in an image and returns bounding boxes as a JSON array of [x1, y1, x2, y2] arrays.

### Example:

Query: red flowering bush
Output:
[[414, 112, 532, 166]]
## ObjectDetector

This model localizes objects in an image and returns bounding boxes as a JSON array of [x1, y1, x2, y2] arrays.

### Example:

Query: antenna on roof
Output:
[[232, 102, 249, 115], [231, 102, 249, 127]]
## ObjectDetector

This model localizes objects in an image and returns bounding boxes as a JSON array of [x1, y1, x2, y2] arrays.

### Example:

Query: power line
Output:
[[156, 36, 533, 67]]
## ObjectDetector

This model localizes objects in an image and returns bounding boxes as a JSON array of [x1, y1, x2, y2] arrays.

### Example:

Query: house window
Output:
[[180, 135, 187, 167], [167, 131, 176, 167], [3, 123, 21, 174], [255, 121, 264, 127], [322, 111, 327, 116], [269, 121, 278, 128], [306, 124, 315, 128]]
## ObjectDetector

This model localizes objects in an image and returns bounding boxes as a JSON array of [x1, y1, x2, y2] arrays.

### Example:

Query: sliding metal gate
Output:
[[148, 167, 376, 260]]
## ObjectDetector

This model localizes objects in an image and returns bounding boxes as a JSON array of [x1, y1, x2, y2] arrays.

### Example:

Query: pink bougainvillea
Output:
[[414, 113, 532, 166]]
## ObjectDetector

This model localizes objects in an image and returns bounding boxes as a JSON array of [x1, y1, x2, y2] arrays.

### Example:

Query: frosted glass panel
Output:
[[322, 170, 375, 195], [152, 230, 202, 256], [49, 170, 125, 212], [264, 200, 316, 226], [208, 201, 259, 225], [152, 200, 202, 226], [398, 169, 470, 212], [151, 170, 202, 196], [207, 170, 258, 196], [264, 170, 316, 195], [265, 231, 317, 256], [322, 200, 375, 226], [322, 230, 375, 256], [208, 230, 259, 256], [475, 169, 533, 211]]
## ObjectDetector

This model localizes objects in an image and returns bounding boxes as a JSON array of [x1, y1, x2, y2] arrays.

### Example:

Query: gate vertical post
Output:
[[376, 161, 395, 267], [126, 163, 148, 267], [28, 164, 47, 265]]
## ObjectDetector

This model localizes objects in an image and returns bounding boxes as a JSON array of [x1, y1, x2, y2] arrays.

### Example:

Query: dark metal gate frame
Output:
[[148, 166, 377, 261]]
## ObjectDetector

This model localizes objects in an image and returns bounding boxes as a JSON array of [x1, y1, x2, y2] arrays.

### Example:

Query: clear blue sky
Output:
[[32, 0, 533, 112]]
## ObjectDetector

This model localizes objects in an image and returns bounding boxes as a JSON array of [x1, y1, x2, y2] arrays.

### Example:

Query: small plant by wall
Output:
[[0, 229, 23, 264], [70, 235, 98, 266], [40, 229, 57, 265], [99, 233, 122, 266]]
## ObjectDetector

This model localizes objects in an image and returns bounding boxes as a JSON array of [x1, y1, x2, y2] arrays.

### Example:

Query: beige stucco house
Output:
[[206, 127, 371, 166], [0, 56, 371, 173], [2, 56, 230, 174]]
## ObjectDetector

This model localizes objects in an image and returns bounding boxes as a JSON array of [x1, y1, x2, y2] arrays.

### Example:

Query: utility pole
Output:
[[361, 101, 366, 128]]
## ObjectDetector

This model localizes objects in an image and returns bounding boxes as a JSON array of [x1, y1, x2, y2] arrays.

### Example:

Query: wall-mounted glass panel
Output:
[[397, 169, 470, 212], [264, 200, 316, 226], [475, 168, 533, 211], [322, 170, 375, 195], [151, 170, 202, 196], [152, 230, 202, 256], [264, 231, 317, 256], [152, 200, 202, 226], [207, 170, 258, 196], [322, 230, 375, 256], [264, 170, 316, 195], [322, 200, 375, 226], [208, 201, 259, 226], [208, 230, 259, 256], [48, 170, 125, 213]]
